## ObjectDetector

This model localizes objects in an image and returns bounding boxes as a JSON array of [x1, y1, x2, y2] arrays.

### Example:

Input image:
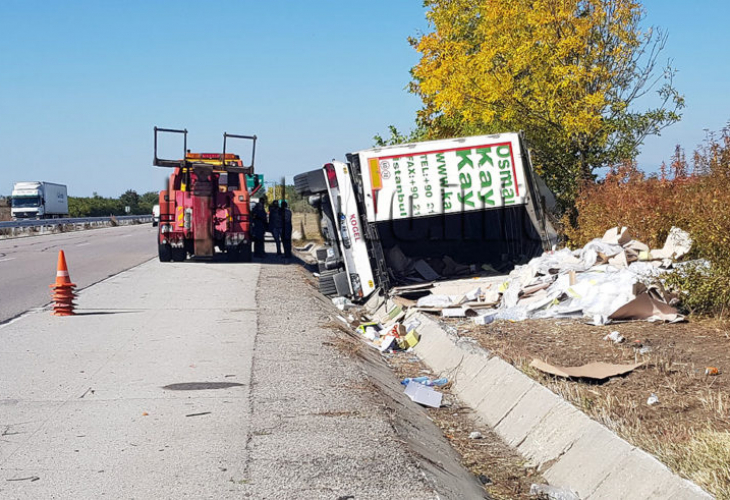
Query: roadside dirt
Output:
[[291, 212, 322, 244], [440, 315, 730, 498]]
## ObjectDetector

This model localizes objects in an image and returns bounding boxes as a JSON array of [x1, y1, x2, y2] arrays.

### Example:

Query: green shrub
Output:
[[662, 263, 730, 317]]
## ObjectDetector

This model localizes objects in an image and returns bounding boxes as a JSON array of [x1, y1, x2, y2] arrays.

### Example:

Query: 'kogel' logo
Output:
[[349, 214, 361, 242]]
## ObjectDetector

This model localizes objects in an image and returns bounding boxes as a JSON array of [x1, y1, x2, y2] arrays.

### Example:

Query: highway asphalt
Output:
[[0, 224, 157, 323], [0, 249, 482, 498]]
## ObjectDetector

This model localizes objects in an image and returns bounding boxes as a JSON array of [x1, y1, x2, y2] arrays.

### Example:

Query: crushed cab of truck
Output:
[[294, 132, 557, 300]]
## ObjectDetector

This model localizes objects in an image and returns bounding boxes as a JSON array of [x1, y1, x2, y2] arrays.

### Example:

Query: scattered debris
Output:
[[603, 331, 625, 344], [185, 412, 211, 417], [403, 381, 443, 408], [383, 227, 694, 325], [401, 377, 448, 387], [332, 296, 354, 311], [310, 226, 717, 494], [6, 476, 40, 482], [401, 376, 430, 386], [529, 483, 579, 500], [473, 311, 497, 325], [469, 431, 483, 440], [530, 359, 643, 380], [705, 367, 720, 376]]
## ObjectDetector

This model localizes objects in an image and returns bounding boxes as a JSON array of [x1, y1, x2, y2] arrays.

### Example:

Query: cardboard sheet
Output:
[[520, 281, 552, 298], [608, 292, 684, 323], [391, 295, 417, 309], [530, 359, 643, 380], [602, 226, 632, 246], [441, 307, 480, 318], [391, 282, 434, 293], [404, 381, 442, 408]]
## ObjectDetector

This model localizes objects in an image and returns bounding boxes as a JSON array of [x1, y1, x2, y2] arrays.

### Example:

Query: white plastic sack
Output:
[[416, 294, 453, 309]]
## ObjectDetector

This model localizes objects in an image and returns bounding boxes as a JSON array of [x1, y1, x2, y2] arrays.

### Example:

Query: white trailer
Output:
[[11, 181, 69, 219], [295, 132, 556, 300]]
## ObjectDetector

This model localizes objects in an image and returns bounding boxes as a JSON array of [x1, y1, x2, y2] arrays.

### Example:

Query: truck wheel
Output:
[[159, 243, 172, 262], [171, 247, 186, 262]]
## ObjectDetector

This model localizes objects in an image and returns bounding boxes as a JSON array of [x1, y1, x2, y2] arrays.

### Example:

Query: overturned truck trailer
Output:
[[294, 132, 557, 300]]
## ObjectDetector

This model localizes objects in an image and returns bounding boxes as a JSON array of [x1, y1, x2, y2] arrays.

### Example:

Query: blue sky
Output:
[[1, 1, 728, 197]]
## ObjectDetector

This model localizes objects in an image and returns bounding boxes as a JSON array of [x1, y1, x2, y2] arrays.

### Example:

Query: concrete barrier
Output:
[[409, 311, 713, 499]]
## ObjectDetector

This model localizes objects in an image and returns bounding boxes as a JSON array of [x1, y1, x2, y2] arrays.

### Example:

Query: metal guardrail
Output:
[[0, 215, 152, 229]]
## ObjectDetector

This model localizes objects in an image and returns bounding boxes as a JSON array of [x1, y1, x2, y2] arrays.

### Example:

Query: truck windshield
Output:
[[11, 196, 41, 208]]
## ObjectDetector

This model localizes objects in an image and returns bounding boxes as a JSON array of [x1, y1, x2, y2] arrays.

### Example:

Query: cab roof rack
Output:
[[153, 126, 257, 174]]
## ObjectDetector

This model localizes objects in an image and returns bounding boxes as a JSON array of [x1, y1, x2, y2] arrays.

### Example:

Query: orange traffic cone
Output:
[[50, 250, 77, 316]]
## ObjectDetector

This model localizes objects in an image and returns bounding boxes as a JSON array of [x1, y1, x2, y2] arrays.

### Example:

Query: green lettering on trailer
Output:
[[476, 147, 493, 168], [497, 145, 511, 158], [456, 149, 473, 170], [436, 153, 448, 187], [476, 148, 495, 206]]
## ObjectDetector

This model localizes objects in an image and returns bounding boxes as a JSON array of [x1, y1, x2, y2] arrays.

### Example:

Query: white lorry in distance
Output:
[[11, 181, 69, 220], [294, 132, 557, 300]]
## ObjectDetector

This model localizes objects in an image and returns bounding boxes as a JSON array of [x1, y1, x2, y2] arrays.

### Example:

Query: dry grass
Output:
[[291, 212, 322, 244], [525, 367, 730, 498], [459, 317, 730, 498]]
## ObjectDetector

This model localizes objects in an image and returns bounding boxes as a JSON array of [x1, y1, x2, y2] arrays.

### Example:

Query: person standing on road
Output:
[[252, 197, 268, 258], [281, 200, 293, 259], [268, 200, 283, 256]]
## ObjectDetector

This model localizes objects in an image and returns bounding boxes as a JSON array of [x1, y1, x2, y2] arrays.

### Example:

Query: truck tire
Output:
[[171, 247, 186, 262], [158, 243, 172, 262]]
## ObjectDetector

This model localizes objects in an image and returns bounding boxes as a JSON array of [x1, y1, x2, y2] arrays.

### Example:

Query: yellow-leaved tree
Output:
[[410, 0, 683, 208]]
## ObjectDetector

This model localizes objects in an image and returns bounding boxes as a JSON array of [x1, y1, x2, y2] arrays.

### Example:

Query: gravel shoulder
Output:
[[243, 260, 485, 499]]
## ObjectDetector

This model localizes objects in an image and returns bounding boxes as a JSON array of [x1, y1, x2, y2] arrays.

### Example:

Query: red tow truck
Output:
[[153, 127, 259, 262]]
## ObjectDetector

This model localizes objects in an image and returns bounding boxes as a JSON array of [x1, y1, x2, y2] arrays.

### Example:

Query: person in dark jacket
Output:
[[281, 200, 293, 258], [251, 197, 268, 258], [268, 200, 283, 256]]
